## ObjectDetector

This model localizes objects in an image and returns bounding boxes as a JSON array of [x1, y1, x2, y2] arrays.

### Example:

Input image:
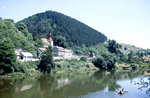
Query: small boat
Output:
[[117, 88, 127, 95]]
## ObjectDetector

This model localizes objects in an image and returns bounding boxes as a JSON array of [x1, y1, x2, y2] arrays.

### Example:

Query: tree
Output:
[[38, 46, 55, 73], [128, 51, 135, 63], [107, 40, 121, 54], [120, 53, 128, 62], [92, 57, 106, 69], [54, 35, 68, 48], [0, 38, 16, 74], [92, 53, 116, 70], [35, 39, 44, 48], [80, 57, 87, 62], [0, 18, 35, 52], [124, 47, 127, 50]]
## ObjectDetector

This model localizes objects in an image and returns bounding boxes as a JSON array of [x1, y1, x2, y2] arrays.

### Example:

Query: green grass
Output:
[[52, 60, 99, 73]]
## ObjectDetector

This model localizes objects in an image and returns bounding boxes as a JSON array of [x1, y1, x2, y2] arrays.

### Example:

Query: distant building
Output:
[[38, 48, 46, 53], [64, 49, 73, 59], [15, 49, 39, 62], [20, 52, 33, 61], [41, 33, 53, 47], [88, 52, 96, 58], [52, 46, 73, 59], [53, 46, 65, 56]]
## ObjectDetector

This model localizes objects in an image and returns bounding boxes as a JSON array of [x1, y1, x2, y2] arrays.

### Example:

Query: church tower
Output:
[[48, 33, 53, 47]]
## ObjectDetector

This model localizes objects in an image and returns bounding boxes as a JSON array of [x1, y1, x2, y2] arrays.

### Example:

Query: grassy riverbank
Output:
[[52, 60, 99, 73], [0, 60, 98, 77], [0, 59, 149, 78], [115, 62, 150, 72]]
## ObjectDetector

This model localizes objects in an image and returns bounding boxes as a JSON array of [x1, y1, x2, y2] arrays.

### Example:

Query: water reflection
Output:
[[132, 76, 150, 96], [0, 70, 148, 98]]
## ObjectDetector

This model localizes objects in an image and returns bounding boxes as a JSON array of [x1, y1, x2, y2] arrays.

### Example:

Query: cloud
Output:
[[2, 5, 6, 9]]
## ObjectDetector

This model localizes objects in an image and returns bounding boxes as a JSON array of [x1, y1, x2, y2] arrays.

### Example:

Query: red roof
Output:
[[38, 48, 46, 52], [65, 49, 73, 53], [41, 38, 50, 45], [15, 50, 20, 56]]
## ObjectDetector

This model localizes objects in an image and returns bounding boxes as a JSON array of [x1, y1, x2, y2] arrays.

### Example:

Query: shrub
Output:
[[80, 57, 87, 62], [92, 53, 116, 70], [14, 61, 39, 73], [86, 64, 90, 68], [130, 63, 137, 70]]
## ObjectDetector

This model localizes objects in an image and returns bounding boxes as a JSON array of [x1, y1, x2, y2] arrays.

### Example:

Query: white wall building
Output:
[[52, 46, 73, 59], [20, 52, 33, 61]]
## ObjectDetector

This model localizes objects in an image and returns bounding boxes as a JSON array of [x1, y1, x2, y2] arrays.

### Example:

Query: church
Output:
[[39, 33, 74, 60]]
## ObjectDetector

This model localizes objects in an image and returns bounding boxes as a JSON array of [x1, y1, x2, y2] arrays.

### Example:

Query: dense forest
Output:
[[19, 11, 107, 47]]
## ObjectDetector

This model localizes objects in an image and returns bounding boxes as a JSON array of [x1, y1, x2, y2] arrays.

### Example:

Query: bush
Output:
[[92, 53, 116, 70], [130, 63, 137, 70], [80, 57, 87, 62], [14, 61, 39, 73], [86, 64, 90, 68]]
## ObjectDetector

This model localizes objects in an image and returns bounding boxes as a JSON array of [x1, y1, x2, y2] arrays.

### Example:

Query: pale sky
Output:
[[0, 0, 150, 49]]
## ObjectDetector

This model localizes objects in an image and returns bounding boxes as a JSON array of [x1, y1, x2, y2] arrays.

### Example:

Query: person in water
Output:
[[118, 88, 127, 95]]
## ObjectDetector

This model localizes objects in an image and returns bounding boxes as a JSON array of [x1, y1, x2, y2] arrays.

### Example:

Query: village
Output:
[[14, 33, 96, 62]]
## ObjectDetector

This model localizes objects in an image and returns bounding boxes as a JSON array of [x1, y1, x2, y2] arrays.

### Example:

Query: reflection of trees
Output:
[[93, 70, 120, 91], [0, 78, 15, 98], [133, 76, 150, 95], [93, 70, 143, 91], [0, 70, 144, 98]]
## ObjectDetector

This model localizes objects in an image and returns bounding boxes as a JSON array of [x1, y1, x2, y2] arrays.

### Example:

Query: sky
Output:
[[0, 0, 150, 49]]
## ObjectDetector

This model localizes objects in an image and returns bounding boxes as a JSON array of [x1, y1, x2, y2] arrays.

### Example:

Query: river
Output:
[[0, 70, 150, 98]]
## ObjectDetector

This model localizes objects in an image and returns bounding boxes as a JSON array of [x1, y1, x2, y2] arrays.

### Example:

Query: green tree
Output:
[[0, 18, 35, 52], [120, 54, 128, 62], [107, 40, 121, 54], [35, 39, 44, 48], [0, 38, 16, 74], [92, 56, 106, 69], [80, 57, 87, 62], [92, 53, 116, 70], [38, 46, 55, 73], [128, 51, 135, 63], [54, 35, 68, 48]]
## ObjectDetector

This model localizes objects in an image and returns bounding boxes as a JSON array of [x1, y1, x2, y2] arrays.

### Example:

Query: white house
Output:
[[52, 46, 73, 59], [64, 49, 73, 59], [20, 52, 33, 61], [53, 46, 65, 56]]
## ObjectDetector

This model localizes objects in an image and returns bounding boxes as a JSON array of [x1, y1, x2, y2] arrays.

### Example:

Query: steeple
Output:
[[48, 33, 52, 41], [48, 32, 53, 47]]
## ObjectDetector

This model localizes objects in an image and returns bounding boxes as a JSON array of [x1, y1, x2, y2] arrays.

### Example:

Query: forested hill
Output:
[[19, 11, 107, 47]]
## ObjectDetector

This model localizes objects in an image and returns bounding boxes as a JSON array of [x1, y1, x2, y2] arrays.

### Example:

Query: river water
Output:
[[0, 70, 150, 98]]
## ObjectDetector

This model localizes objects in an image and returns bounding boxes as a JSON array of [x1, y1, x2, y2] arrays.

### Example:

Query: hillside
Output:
[[18, 11, 107, 47], [120, 43, 143, 53]]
